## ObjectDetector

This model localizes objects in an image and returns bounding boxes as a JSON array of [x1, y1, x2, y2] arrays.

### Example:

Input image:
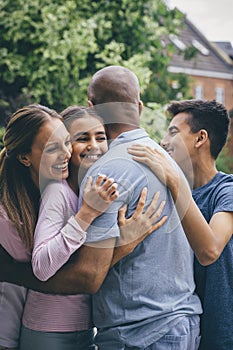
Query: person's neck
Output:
[[67, 164, 86, 196], [184, 156, 218, 189], [32, 174, 49, 193], [107, 124, 139, 141]]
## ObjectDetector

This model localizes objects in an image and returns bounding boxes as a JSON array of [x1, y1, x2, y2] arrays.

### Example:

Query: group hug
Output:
[[0, 66, 232, 350]]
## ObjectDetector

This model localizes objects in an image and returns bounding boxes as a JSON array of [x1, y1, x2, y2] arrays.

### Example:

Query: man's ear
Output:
[[88, 100, 94, 108], [139, 100, 143, 116], [17, 154, 31, 167], [195, 129, 208, 148]]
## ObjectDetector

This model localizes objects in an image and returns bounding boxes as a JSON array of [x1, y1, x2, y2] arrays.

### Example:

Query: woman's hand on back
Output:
[[82, 174, 119, 215], [75, 174, 119, 231], [117, 188, 167, 247], [110, 188, 167, 267]]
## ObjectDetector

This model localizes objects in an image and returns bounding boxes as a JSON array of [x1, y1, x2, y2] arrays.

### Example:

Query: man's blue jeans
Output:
[[96, 315, 200, 350], [125, 315, 201, 350]]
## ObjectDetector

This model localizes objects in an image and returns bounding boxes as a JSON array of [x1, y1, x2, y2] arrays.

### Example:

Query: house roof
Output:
[[168, 16, 233, 80], [213, 41, 233, 60]]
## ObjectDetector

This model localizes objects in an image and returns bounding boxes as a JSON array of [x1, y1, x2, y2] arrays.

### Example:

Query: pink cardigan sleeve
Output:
[[32, 181, 86, 281]]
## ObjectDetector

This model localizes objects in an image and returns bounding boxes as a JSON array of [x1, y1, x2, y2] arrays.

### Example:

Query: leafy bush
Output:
[[140, 103, 168, 142], [216, 147, 232, 174]]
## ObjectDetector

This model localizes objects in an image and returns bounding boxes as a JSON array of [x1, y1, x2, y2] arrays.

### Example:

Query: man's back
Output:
[[81, 129, 202, 348]]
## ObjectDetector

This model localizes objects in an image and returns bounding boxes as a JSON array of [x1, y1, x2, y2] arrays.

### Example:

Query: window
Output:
[[215, 87, 225, 104], [169, 34, 186, 51], [195, 85, 203, 99], [192, 39, 209, 56]]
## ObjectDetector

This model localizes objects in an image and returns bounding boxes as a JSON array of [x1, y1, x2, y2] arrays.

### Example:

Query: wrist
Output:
[[167, 173, 180, 194], [75, 206, 98, 231]]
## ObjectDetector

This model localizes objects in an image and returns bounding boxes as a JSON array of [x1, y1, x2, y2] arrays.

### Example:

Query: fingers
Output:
[[149, 199, 166, 222], [85, 175, 118, 198], [107, 188, 119, 201], [137, 193, 166, 236], [118, 205, 127, 226], [130, 190, 165, 223], [142, 191, 160, 218], [95, 175, 116, 192], [95, 174, 108, 187], [142, 199, 166, 238], [150, 215, 168, 232], [128, 145, 154, 157], [101, 178, 117, 193], [143, 215, 168, 237], [129, 156, 150, 168], [128, 144, 152, 151], [128, 145, 164, 162], [131, 188, 147, 220], [127, 147, 155, 168], [100, 181, 118, 201], [94, 175, 118, 198], [85, 174, 110, 192]]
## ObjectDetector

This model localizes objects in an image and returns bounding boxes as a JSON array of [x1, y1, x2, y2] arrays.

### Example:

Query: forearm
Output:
[[127, 145, 223, 265], [33, 217, 87, 281], [2, 259, 101, 294], [110, 235, 147, 267], [1, 261, 57, 293], [2, 242, 114, 294], [169, 175, 221, 265], [110, 245, 131, 267], [49, 243, 114, 294]]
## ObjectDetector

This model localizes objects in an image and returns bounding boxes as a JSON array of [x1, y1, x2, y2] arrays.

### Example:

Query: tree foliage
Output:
[[216, 147, 232, 174], [0, 0, 192, 124], [140, 103, 168, 142]]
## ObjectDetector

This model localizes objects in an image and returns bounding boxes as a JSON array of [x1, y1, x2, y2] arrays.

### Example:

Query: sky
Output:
[[167, 0, 233, 46]]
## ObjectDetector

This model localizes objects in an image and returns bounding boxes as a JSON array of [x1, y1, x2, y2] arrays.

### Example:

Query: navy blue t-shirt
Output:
[[193, 172, 233, 350]]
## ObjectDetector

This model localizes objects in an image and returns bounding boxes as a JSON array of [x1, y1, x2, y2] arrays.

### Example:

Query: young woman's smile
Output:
[[25, 119, 72, 186], [69, 116, 108, 170]]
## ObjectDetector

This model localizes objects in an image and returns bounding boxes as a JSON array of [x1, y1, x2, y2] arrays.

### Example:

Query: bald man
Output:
[[77, 66, 202, 349]]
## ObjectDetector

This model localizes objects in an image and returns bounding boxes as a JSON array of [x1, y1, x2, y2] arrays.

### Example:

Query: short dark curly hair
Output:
[[167, 99, 230, 159]]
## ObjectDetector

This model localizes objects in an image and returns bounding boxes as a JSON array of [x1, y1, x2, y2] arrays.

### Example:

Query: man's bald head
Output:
[[88, 66, 140, 105]]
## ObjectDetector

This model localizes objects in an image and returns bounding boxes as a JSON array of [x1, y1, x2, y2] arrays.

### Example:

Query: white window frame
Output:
[[192, 39, 209, 56], [169, 34, 186, 51], [194, 85, 203, 99], [215, 87, 225, 104]]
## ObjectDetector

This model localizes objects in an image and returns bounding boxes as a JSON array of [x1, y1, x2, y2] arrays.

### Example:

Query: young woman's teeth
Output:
[[53, 163, 67, 169], [85, 155, 98, 159]]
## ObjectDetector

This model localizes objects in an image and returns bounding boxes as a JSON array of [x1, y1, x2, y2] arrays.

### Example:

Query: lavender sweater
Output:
[[0, 205, 30, 348], [22, 180, 91, 332]]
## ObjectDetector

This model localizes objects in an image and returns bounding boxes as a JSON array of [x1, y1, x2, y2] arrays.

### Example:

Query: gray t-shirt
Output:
[[193, 172, 233, 350], [80, 129, 202, 349]]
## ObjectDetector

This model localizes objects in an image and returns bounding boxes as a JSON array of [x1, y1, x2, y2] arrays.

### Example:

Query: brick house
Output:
[[167, 15, 233, 169]]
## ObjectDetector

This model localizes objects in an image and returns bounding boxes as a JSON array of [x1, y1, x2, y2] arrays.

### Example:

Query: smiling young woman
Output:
[[0, 104, 66, 349]]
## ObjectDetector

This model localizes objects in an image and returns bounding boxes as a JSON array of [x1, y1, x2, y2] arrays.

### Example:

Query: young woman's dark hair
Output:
[[0, 104, 63, 249]]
